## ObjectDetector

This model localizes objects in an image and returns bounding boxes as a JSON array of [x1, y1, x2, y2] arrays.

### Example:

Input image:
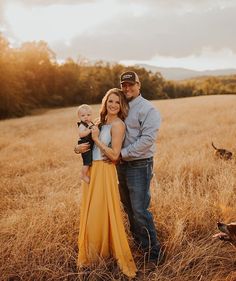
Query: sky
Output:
[[1, 0, 236, 71]]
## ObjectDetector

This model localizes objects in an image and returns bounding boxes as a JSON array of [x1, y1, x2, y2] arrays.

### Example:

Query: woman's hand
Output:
[[74, 143, 90, 154], [91, 126, 100, 142], [93, 118, 100, 126]]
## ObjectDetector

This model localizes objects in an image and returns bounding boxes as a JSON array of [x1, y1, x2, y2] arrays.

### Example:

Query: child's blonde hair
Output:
[[77, 104, 92, 115]]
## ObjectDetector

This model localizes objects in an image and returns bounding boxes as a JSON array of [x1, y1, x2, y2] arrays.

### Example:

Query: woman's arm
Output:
[[74, 143, 90, 154], [92, 121, 125, 161]]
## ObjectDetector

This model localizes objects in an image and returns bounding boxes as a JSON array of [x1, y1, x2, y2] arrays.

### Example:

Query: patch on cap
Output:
[[120, 71, 140, 84]]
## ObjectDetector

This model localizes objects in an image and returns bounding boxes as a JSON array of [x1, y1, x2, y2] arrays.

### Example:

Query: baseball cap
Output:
[[120, 71, 140, 85]]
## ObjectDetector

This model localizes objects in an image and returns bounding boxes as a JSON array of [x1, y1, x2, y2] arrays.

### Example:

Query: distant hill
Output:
[[137, 64, 236, 81]]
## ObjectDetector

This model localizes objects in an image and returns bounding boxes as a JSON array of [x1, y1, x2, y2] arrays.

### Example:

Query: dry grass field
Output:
[[1, 95, 236, 281]]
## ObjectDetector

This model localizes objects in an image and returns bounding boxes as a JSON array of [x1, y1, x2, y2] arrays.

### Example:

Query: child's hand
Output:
[[88, 122, 95, 129]]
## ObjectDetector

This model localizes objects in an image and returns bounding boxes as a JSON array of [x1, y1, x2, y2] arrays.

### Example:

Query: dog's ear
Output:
[[217, 222, 229, 234], [214, 222, 236, 246]]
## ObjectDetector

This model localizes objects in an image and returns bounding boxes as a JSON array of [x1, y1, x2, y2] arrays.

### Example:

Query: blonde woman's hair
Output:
[[99, 88, 129, 125]]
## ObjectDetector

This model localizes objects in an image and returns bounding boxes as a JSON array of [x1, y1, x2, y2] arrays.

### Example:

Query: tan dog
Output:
[[213, 222, 236, 246], [212, 142, 233, 160]]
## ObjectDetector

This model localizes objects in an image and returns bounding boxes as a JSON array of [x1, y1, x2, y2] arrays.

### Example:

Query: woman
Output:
[[77, 88, 137, 278]]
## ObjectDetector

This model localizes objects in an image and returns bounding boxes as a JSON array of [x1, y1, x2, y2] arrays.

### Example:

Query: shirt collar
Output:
[[129, 94, 142, 108]]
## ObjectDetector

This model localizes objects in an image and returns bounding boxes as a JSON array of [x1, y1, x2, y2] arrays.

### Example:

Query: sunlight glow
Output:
[[4, 0, 148, 45], [4, 0, 117, 43]]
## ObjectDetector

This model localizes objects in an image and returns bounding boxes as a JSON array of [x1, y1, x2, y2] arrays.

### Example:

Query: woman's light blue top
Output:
[[92, 124, 112, 160]]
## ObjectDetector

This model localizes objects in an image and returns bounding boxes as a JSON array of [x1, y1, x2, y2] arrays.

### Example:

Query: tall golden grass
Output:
[[1, 95, 236, 281]]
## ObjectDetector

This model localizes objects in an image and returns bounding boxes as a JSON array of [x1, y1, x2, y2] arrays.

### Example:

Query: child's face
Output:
[[78, 109, 92, 123]]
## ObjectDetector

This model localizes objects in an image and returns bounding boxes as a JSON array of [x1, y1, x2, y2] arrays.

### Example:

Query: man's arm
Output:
[[121, 108, 161, 159]]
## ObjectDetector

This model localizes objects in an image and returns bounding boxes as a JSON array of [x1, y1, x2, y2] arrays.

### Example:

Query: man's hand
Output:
[[102, 153, 122, 165], [74, 143, 90, 154], [113, 154, 122, 165]]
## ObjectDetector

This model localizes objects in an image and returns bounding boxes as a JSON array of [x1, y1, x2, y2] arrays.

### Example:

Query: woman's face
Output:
[[106, 93, 121, 116]]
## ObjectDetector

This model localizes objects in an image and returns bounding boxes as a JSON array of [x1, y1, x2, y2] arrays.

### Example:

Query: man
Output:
[[74, 71, 162, 265], [117, 71, 162, 265]]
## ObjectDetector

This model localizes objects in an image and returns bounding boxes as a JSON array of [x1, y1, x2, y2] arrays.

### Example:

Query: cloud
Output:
[[5, 0, 97, 6], [0, 0, 96, 26], [121, 47, 236, 71], [50, 3, 236, 62], [2, 0, 236, 65], [118, 0, 236, 11], [0, 1, 6, 24]]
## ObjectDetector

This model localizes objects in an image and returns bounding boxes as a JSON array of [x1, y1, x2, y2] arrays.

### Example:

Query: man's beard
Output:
[[125, 94, 134, 102]]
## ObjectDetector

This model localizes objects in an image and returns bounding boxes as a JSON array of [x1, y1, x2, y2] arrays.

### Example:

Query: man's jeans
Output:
[[117, 157, 161, 260]]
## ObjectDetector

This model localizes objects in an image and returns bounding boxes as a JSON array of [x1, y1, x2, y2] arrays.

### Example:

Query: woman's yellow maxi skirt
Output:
[[78, 161, 137, 278]]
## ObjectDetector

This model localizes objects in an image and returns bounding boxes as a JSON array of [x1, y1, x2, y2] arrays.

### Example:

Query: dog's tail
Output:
[[212, 142, 218, 150]]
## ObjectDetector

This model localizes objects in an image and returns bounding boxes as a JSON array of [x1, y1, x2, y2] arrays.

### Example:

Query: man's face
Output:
[[120, 82, 140, 101]]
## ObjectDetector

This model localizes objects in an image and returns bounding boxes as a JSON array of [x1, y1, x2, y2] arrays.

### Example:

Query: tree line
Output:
[[0, 33, 235, 119]]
